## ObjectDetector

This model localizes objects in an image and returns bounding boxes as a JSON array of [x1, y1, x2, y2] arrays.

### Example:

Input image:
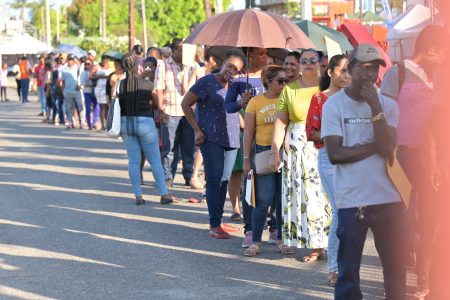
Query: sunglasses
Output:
[[271, 78, 288, 85], [300, 58, 319, 65]]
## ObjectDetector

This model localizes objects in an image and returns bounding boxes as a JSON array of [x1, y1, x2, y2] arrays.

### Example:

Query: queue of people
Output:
[[5, 21, 448, 299]]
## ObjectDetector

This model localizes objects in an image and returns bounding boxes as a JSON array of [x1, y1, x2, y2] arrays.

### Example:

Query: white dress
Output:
[[94, 68, 112, 104]]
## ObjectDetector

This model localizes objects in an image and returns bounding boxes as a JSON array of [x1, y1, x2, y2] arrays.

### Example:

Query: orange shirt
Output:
[[19, 60, 31, 79]]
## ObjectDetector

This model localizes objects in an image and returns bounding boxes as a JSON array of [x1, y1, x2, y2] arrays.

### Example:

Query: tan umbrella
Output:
[[184, 8, 314, 49]]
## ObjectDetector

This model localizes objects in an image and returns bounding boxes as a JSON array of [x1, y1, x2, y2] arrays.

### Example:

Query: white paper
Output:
[[182, 44, 197, 67], [324, 35, 342, 59], [244, 170, 253, 206]]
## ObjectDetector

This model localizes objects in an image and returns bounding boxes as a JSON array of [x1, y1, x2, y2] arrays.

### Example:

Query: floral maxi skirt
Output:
[[282, 123, 331, 249]]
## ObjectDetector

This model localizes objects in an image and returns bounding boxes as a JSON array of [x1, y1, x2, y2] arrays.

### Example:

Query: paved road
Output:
[[0, 97, 414, 299]]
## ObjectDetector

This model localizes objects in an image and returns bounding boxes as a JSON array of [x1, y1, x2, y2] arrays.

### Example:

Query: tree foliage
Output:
[[27, 1, 69, 44], [145, 0, 206, 46], [67, 0, 207, 47]]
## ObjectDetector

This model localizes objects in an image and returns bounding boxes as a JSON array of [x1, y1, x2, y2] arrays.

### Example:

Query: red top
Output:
[[306, 91, 328, 149], [34, 64, 46, 87]]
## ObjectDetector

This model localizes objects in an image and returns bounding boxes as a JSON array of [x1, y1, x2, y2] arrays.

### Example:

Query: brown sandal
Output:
[[303, 250, 323, 262], [414, 289, 430, 299], [244, 244, 261, 257], [277, 242, 294, 255]]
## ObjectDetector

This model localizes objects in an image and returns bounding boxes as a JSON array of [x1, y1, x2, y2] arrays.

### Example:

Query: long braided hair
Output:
[[120, 52, 141, 136]]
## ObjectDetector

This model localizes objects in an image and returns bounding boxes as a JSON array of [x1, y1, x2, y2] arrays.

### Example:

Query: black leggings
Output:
[[0, 87, 6, 100], [15, 79, 21, 99]]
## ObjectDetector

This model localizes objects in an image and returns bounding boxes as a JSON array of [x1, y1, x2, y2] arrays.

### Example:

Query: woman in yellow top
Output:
[[242, 65, 293, 256], [271, 49, 331, 262]]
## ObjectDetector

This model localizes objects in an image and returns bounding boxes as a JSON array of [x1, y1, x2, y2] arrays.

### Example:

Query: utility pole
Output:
[[129, 0, 135, 50], [141, 0, 148, 51], [40, 7, 45, 41], [45, 0, 51, 51], [204, 0, 212, 17], [56, 8, 60, 44], [102, 0, 107, 39]]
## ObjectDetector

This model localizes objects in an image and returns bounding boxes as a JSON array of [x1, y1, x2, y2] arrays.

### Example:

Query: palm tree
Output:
[[9, 0, 29, 24]]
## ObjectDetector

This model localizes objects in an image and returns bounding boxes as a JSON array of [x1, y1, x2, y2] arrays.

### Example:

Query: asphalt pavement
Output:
[[0, 95, 415, 299]]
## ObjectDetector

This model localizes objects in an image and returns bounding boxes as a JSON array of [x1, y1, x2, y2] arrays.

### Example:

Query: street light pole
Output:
[[141, 0, 148, 51], [45, 0, 51, 51]]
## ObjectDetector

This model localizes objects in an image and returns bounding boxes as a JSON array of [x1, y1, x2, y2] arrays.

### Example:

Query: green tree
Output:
[[67, 0, 206, 46], [287, 1, 301, 19], [145, 0, 206, 46], [27, 1, 69, 44]]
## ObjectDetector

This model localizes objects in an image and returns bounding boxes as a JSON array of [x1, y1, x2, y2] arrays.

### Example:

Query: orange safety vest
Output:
[[19, 60, 31, 79]]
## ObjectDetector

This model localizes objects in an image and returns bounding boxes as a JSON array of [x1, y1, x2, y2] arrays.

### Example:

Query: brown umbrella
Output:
[[206, 46, 291, 67], [184, 8, 314, 49]]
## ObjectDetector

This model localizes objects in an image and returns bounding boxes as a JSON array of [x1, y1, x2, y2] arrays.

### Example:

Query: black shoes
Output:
[[135, 196, 145, 205], [160, 194, 176, 205]]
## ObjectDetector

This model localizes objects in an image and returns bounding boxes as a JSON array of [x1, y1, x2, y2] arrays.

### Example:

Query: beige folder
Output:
[[387, 153, 412, 208]]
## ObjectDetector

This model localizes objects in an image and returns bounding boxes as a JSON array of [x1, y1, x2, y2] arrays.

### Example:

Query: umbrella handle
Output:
[[246, 47, 250, 91]]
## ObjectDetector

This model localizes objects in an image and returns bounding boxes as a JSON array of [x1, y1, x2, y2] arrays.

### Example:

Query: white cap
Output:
[[88, 49, 96, 57]]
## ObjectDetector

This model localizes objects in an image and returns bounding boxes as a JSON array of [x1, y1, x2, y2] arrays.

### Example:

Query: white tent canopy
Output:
[[0, 33, 51, 55], [387, 4, 431, 61]]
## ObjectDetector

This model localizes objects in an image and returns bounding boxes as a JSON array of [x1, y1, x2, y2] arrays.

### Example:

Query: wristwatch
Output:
[[372, 112, 385, 122]]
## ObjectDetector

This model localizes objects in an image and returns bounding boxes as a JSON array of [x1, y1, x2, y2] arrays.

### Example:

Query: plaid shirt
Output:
[[154, 57, 196, 116]]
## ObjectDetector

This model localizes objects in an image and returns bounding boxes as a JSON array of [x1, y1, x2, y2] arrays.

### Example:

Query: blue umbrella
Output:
[[56, 44, 87, 58]]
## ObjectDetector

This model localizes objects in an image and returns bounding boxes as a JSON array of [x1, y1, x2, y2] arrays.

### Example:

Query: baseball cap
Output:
[[88, 49, 97, 57], [67, 54, 76, 60], [349, 44, 386, 67]]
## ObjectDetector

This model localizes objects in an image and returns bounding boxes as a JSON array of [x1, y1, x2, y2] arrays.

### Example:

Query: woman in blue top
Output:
[[182, 49, 246, 239], [224, 47, 269, 248]]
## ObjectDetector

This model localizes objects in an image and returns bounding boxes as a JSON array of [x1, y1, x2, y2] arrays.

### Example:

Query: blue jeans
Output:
[[318, 147, 338, 273], [252, 145, 282, 242], [200, 140, 237, 228], [84, 93, 99, 128], [120, 117, 168, 197], [161, 116, 195, 181], [21, 78, 30, 103], [37, 86, 47, 113], [53, 95, 64, 124], [335, 202, 407, 300]]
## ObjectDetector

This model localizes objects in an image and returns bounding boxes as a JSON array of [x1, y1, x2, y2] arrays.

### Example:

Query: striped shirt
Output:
[[154, 56, 196, 116]]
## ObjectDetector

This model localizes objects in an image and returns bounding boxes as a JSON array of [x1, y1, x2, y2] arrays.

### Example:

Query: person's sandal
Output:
[[190, 179, 203, 190], [303, 252, 321, 262], [327, 272, 338, 287], [135, 196, 145, 205], [414, 289, 430, 299], [277, 242, 294, 255], [209, 227, 231, 239], [230, 212, 242, 222], [160, 194, 176, 205], [244, 244, 261, 257]]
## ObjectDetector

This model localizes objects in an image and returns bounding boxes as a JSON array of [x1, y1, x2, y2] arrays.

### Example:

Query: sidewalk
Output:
[[0, 97, 413, 299]]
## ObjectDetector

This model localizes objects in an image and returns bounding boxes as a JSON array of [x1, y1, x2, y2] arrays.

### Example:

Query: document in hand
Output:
[[245, 170, 256, 208], [387, 154, 412, 208]]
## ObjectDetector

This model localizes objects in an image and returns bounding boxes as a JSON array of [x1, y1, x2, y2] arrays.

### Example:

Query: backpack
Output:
[[396, 61, 406, 96]]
